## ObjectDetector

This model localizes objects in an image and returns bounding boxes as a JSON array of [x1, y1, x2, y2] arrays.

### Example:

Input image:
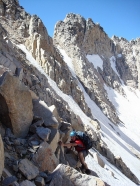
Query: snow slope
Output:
[[86, 54, 103, 70], [58, 48, 140, 185], [17, 44, 140, 186]]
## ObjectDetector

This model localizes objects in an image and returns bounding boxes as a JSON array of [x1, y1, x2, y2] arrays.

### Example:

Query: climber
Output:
[[59, 131, 91, 174]]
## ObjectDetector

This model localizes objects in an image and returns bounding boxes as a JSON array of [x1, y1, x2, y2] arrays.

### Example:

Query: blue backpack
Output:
[[76, 131, 93, 150]]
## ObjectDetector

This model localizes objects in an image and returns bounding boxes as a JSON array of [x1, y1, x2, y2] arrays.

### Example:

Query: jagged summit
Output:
[[64, 13, 86, 22]]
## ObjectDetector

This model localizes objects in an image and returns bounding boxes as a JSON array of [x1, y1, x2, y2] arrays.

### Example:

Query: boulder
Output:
[[19, 159, 39, 180], [70, 113, 84, 131], [65, 150, 78, 168], [33, 100, 59, 129], [19, 180, 36, 186], [59, 121, 72, 143], [114, 156, 140, 184], [2, 168, 19, 186], [35, 176, 45, 186], [0, 135, 4, 177], [49, 164, 105, 186], [49, 105, 61, 123], [29, 89, 39, 100], [33, 142, 58, 172], [93, 153, 105, 168], [2, 176, 17, 186], [0, 72, 33, 138], [36, 127, 51, 141], [30, 119, 44, 133], [106, 148, 115, 164], [90, 119, 101, 130], [48, 128, 60, 153], [107, 169, 114, 177]]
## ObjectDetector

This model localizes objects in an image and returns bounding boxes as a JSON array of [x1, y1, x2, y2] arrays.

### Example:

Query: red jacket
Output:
[[71, 139, 86, 152]]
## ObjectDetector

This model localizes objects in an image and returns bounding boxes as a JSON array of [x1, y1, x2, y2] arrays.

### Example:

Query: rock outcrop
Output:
[[0, 72, 33, 138], [112, 36, 140, 89], [33, 142, 59, 172], [49, 164, 105, 186]]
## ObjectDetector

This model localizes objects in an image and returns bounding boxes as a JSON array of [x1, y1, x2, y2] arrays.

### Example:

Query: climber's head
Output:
[[70, 131, 76, 141], [70, 131, 76, 137]]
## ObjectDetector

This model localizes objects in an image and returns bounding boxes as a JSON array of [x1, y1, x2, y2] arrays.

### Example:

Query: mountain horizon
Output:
[[18, 0, 140, 41]]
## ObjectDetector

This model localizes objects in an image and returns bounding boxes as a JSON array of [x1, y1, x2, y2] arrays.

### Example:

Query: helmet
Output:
[[70, 131, 76, 137]]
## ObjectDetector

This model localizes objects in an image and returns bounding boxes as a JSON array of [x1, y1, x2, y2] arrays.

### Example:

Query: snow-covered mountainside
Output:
[[0, 0, 140, 185]]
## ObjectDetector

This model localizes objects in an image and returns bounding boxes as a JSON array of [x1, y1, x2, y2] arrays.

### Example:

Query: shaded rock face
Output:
[[112, 36, 140, 89], [0, 93, 12, 128], [0, 135, 4, 177], [0, 72, 33, 137], [33, 100, 59, 129], [114, 156, 140, 184]]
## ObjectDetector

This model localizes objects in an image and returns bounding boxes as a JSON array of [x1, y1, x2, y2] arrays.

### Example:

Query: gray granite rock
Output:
[[2, 176, 17, 186], [36, 127, 51, 141], [19, 180, 36, 186], [19, 159, 39, 180]]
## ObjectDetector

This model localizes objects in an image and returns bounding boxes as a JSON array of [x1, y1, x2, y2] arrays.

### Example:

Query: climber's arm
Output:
[[58, 141, 77, 148]]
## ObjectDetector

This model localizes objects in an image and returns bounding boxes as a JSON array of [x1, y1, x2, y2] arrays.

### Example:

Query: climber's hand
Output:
[[58, 141, 63, 146]]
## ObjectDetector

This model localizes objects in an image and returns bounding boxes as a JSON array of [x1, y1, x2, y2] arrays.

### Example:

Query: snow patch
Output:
[[86, 54, 103, 70], [58, 47, 76, 77]]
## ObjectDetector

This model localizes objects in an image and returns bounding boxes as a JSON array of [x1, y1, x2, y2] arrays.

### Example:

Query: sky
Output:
[[18, 0, 140, 41]]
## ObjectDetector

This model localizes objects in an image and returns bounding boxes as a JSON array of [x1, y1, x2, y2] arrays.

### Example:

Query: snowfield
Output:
[[86, 54, 103, 70], [17, 44, 140, 186]]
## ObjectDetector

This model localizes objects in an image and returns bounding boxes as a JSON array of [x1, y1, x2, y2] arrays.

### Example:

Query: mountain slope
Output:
[[0, 0, 140, 185]]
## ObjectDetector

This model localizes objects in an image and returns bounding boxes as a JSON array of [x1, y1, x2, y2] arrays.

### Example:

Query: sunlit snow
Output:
[[58, 47, 76, 78], [86, 54, 103, 70]]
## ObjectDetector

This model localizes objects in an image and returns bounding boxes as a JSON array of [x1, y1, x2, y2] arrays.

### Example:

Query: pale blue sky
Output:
[[19, 0, 140, 41]]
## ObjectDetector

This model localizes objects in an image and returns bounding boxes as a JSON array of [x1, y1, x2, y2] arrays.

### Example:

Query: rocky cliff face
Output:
[[53, 13, 126, 124], [54, 13, 140, 124], [112, 36, 140, 89], [0, 0, 140, 185]]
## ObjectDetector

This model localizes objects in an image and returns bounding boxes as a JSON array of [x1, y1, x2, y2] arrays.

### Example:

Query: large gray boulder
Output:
[[33, 100, 59, 128], [19, 159, 39, 180], [93, 153, 105, 168], [36, 127, 51, 141], [0, 135, 4, 177], [0, 72, 33, 137], [49, 164, 105, 186], [19, 180, 36, 186], [33, 142, 58, 172]]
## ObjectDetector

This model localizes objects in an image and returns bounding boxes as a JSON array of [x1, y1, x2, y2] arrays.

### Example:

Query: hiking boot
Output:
[[85, 169, 91, 175], [79, 165, 85, 173]]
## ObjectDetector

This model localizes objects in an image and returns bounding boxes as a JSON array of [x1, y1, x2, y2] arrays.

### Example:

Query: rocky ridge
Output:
[[0, 0, 140, 185], [53, 13, 123, 124]]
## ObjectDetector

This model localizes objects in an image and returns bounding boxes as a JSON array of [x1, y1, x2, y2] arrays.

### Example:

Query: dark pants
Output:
[[80, 150, 88, 159]]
